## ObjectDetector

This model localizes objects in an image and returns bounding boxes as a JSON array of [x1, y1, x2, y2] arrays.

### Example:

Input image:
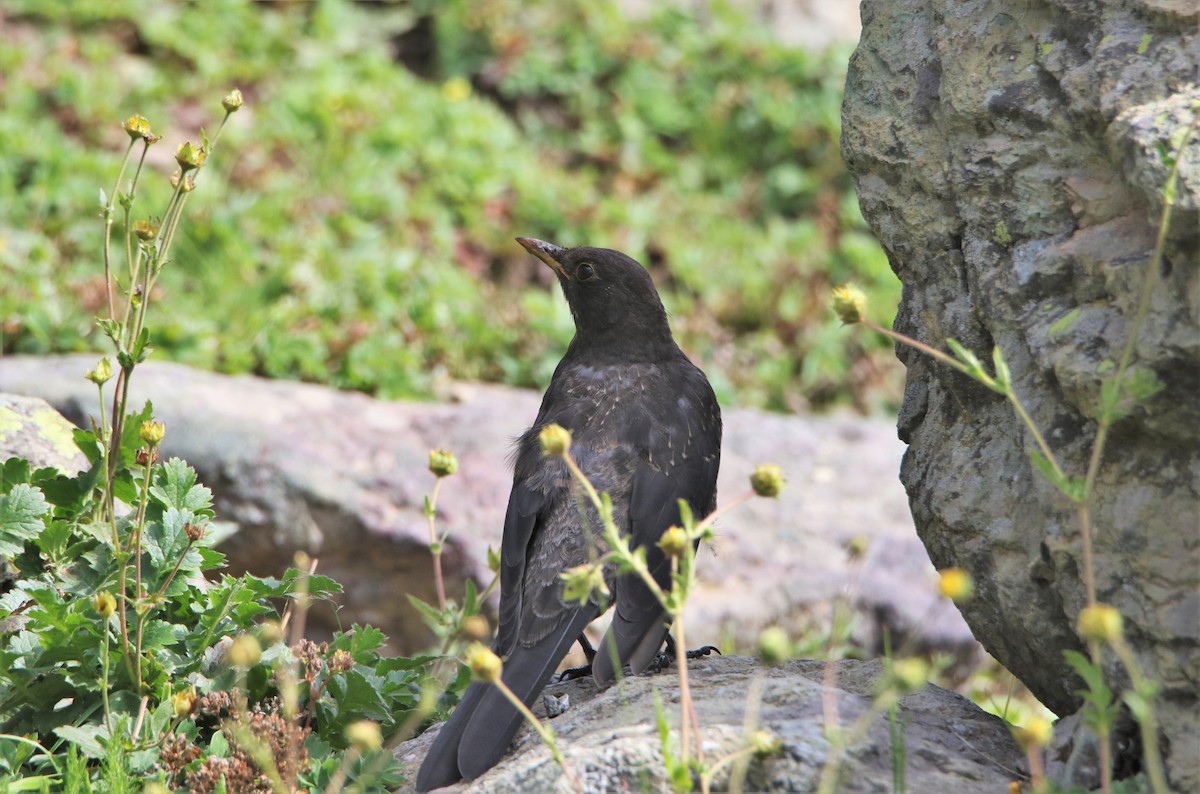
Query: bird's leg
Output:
[[650, 633, 721, 673], [552, 633, 597, 682]]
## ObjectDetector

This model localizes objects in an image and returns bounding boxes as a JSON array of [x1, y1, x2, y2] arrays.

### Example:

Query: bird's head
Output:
[[517, 238, 674, 353]]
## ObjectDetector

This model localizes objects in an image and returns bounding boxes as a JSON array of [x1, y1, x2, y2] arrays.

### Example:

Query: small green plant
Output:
[[0, 95, 424, 791]]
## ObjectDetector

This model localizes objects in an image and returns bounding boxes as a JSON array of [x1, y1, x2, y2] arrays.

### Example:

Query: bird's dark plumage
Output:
[[416, 239, 722, 791]]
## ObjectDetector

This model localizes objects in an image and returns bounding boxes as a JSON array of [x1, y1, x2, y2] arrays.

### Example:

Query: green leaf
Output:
[[991, 346, 1012, 392], [325, 667, 391, 722], [1, 458, 33, 491], [150, 458, 212, 513], [0, 484, 50, 557], [53, 724, 108, 760]]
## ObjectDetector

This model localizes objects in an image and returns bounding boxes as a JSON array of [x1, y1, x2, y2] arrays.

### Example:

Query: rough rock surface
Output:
[[0, 355, 972, 662], [0, 394, 88, 475], [394, 655, 1027, 793], [842, 0, 1199, 787]]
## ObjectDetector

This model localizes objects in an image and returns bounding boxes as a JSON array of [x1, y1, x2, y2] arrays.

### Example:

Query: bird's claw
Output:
[[552, 663, 594, 683]]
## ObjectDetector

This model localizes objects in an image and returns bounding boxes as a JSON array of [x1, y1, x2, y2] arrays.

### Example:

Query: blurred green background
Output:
[[0, 0, 901, 414]]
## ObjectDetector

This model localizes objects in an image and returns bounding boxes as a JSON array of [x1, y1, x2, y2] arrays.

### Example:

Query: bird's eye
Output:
[[577, 263, 596, 281]]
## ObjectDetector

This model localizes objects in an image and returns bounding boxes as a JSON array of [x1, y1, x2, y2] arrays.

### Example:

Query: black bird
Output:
[[415, 238, 722, 791]]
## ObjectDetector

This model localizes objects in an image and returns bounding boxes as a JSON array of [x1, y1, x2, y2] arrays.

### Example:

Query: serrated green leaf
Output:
[[1, 458, 33, 490], [407, 594, 447, 627], [0, 484, 50, 557], [325, 668, 391, 722]]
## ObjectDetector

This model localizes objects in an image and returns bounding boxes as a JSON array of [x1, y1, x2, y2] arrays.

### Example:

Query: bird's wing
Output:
[[494, 479, 542, 655], [592, 381, 721, 685]]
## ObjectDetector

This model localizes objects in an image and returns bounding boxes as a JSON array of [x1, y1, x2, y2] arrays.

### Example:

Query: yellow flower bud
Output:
[[132, 219, 159, 241], [751, 729, 781, 756], [442, 77, 472, 103], [657, 526, 688, 558], [750, 464, 785, 498], [462, 614, 490, 641], [222, 88, 244, 113], [757, 626, 791, 666], [172, 688, 197, 718], [345, 719, 382, 752], [93, 591, 117, 618], [1077, 603, 1123, 643], [1014, 715, 1054, 750], [938, 568, 975, 603], [174, 140, 206, 173], [86, 357, 113, 386], [122, 114, 152, 140], [226, 634, 261, 667], [428, 448, 459, 478], [539, 423, 571, 457], [831, 284, 867, 325], [466, 643, 503, 684], [140, 420, 166, 446], [889, 657, 930, 696]]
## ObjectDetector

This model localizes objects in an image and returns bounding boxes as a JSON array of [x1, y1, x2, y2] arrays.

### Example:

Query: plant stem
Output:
[[426, 477, 447, 611], [102, 140, 136, 320], [491, 675, 583, 794]]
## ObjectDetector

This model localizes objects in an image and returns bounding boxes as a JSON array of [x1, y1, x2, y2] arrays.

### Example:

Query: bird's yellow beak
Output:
[[516, 237, 568, 278]]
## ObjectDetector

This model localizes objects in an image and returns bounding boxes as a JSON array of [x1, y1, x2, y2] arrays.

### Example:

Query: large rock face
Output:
[[842, 0, 1198, 787]]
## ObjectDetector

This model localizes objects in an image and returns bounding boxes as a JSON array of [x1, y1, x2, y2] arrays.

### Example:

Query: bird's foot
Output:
[[650, 639, 721, 673], [552, 663, 594, 683]]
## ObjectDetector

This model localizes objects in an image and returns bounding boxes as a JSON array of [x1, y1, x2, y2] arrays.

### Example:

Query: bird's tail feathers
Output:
[[451, 605, 599, 783]]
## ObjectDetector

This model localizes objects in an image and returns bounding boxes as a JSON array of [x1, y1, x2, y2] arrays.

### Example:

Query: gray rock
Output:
[[0, 393, 87, 475], [0, 355, 974, 665], [394, 655, 1027, 792], [842, 0, 1199, 787]]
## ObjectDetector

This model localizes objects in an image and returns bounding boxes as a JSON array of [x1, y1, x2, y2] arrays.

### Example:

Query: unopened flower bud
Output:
[[843, 535, 869, 562], [257, 621, 285, 645], [428, 448, 459, 478], [172, 688, 197, 718], [462, 614, 490, 641], [140, 420, 166, 446], [487, 545, 501, 573], [93, 591, 117, 618], [831, 284, 867, 325], [135, 447, 159, 467], [757, 626, 791, 666], [222, 88, 244, 113], [174, 141, 206, 173], [1014, 715, 1054, 750], [1077, 604, 1123, 643], [184, 522, 206, 542], [751, 730, 781, 756], [466, 643, 502, 684], [133, 219, 159, 241], [122, 114, 152, 140], [539, 423, 571, 457], [938, 568, 975, 603], [345, 719, 382, 752], [226, 633, 261, 667], [442, 77, 472, 103], [750, 464, 785, 498], [888, 658, 930, 696], [86, 357, 113, 386], [657, 526, 688, 558]]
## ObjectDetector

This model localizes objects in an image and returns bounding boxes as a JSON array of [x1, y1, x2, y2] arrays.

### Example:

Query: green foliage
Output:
[[0, 0, 899, 413]]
